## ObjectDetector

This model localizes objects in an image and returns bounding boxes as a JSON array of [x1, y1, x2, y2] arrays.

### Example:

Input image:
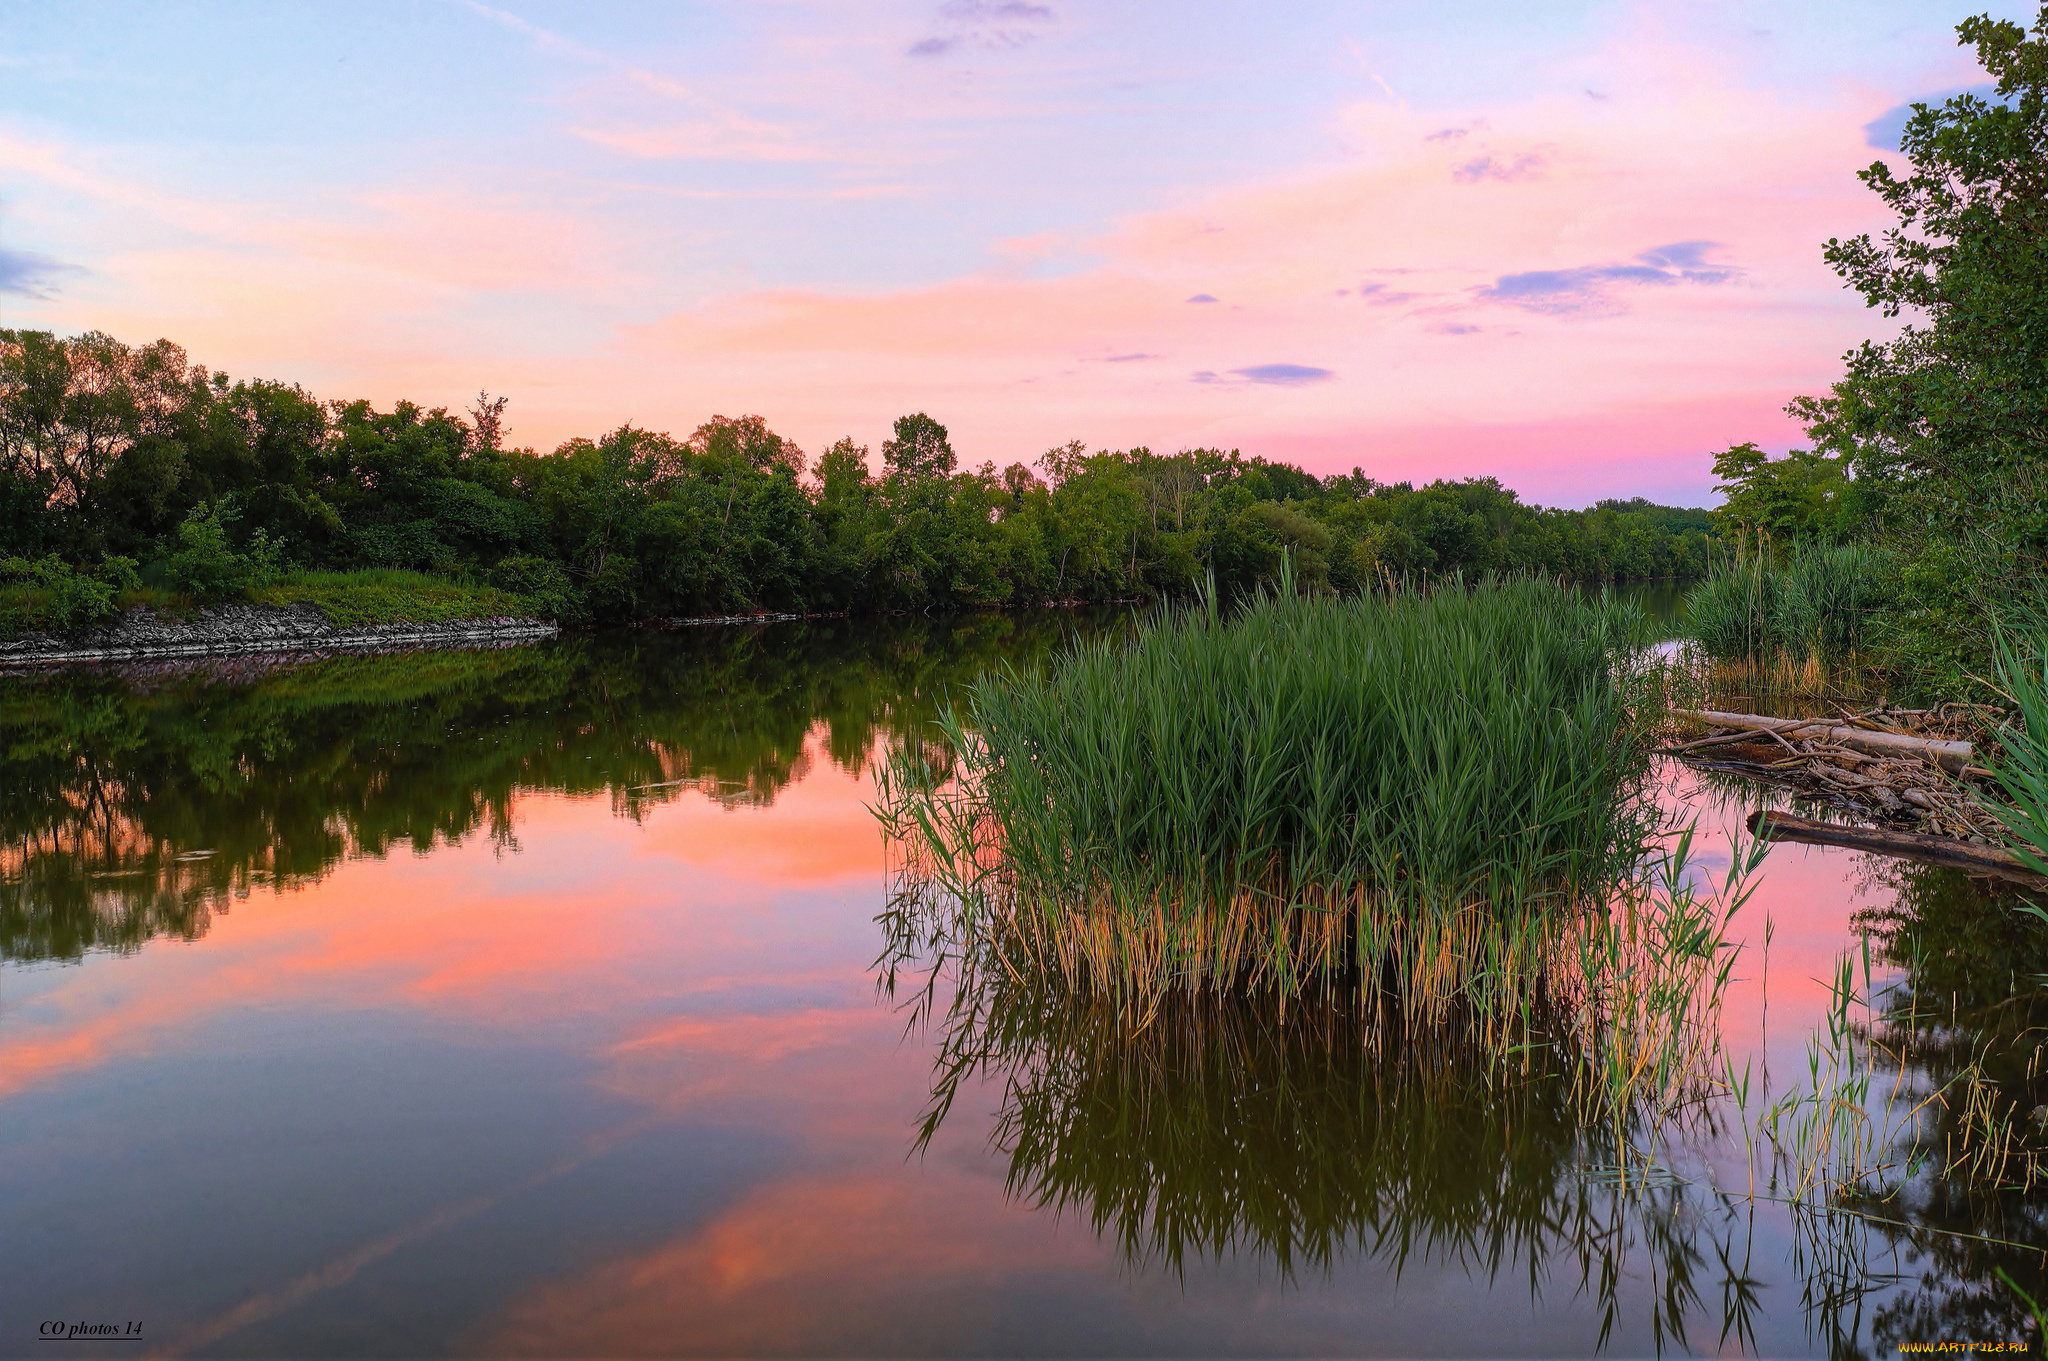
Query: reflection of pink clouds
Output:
[[0, 929, 314, 1099], [631, 781, 884, 885], [0, 755, 890, 1097], [496, 727, 883, 886], [1652, 768, 1882, 1083], [610, 1007, 873, 1061], [593, 1003, 923, 1131], [467, 1171, 1102, 1358]]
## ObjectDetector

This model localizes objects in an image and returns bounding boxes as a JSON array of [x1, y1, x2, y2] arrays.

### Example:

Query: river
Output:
[[2, 612, 2041, 1357]]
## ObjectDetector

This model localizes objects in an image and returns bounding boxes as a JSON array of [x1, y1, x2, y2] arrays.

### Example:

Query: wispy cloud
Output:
[[907, 0, 1054, 58], [1635, 240, 1737, 279], [1194, 363, 1334, 387], [461, 0, 820, 162], [1354, 283, 1420, 306], [570, 125, 829, 162], [0, 245, 83, 298], [1237, 363, 1333, 386], [1453, 153, 1544, 184], [1185, 293, 1217, 303], [1474, 242, 1739, 314]]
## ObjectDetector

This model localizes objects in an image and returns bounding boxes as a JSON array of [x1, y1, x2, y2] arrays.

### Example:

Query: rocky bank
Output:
[[0, 603, 557, 667]]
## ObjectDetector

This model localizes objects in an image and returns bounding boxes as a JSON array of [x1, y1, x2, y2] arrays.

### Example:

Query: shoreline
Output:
[[0, 603, 557, 668]]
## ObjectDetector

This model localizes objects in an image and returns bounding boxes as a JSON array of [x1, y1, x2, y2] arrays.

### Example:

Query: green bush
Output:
[[158, 502, 281, 604], [489, 555, 583, 621], [0, 555, 136, 636]]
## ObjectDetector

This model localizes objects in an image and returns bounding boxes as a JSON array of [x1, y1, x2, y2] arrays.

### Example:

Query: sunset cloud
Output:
[[1474, 241, 1741, 315], [0, 244, 80, 298]]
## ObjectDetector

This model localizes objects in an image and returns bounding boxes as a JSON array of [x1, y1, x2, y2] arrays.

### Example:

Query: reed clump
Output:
[[880, 577, 1698, 1033], [1680, 544, 1892, 694]]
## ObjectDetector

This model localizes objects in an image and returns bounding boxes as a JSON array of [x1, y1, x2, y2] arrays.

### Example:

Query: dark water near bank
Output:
[[2, 606, 2043, 1358]]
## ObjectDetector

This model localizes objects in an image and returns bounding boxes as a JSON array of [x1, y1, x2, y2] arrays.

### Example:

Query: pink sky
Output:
[[0, 1, 2020, 505]]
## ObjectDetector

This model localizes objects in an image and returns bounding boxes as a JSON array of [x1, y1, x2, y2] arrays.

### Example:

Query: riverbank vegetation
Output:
[[1674, 543, 1894, 697], [0, 337, 1712, 637], [1679, 9, 2048, 704]]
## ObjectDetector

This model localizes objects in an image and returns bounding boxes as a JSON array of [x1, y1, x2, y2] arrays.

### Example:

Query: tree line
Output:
[[0, 329, 1713, 625]]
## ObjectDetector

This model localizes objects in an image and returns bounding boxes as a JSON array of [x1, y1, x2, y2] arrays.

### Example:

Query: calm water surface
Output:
[[2, 615, 2041, 1358]]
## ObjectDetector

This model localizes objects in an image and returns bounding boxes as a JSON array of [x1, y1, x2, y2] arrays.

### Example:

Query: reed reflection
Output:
[[1851, 861, 2048, 1350], [913, 968, 1777, 1353], [1, 613, 1113, 962]]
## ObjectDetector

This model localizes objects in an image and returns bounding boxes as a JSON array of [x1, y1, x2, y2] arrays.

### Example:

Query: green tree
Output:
[[687, 414, 805, 477], [1709, 441, 1849, 546], [882, 412, 955, 480], [1789, 6, 2048, 676]]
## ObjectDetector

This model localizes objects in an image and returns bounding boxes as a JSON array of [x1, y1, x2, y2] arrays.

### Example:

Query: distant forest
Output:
[[0, 328, 1713, 624]]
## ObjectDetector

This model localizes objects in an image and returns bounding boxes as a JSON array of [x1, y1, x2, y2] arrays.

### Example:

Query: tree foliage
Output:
[[0, 328, 1713, 631], [1780, 4, 2048, 683]]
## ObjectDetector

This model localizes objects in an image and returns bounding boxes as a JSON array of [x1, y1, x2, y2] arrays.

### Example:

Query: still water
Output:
[[1, 612, 2042, 1357]]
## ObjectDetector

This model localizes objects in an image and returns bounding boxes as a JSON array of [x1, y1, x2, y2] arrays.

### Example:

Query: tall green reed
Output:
[[877, 576, 1725, 1041], [1681, 543, 1890, 678], [1780, 543, 1890, 665], [1983, 630, 2048, 880], [1685, 559, 1783, 667]]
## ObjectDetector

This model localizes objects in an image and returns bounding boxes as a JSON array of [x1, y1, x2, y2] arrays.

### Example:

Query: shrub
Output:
[[158, 502, 281, 604], [489, 555, 583, 621], [0, 555, 136, 636], [352, 520, 446, 572]]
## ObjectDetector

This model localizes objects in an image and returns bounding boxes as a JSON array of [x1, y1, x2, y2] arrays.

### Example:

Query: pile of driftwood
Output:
[[1666, 703, 2047, 888]]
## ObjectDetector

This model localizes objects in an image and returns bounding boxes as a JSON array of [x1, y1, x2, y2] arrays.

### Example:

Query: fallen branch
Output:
[[1675, 708, 1975, 774], [1746, 810, 2047, 888]]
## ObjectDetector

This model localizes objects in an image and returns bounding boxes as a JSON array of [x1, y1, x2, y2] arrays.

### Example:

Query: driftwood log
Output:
[[1673, 708, 1975, 774], [1747, 810, 2048, 889]]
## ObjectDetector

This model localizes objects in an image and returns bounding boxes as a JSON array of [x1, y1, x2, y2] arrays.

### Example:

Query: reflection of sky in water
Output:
[[0, 624, 2023, 1356]]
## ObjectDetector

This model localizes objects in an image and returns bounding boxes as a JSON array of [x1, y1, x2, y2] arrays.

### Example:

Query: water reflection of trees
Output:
[[1851, 861, 2048, 1351], [916, 972, 1777, 1353], [2, 613, 1110, 962]]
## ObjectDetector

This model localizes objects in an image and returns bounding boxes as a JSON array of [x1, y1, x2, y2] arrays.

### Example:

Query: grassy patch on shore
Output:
[[250, 569, 536, 628]]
